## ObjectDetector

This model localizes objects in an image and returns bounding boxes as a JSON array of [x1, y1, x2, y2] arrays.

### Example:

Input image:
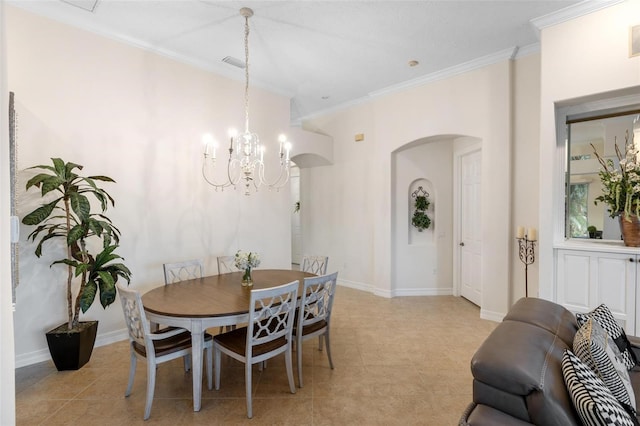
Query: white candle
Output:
[[516, 226, 524, 239], [212, 140, 218, 159], [260, 145, 264, 162], [202, 133, 213, 156], [285, 142, 291, 161], [228, 128, 237, 151], [528, 228, 537, 241]]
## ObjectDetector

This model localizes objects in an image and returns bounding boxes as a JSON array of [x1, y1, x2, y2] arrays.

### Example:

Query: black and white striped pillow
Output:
[[573, 318, 636, 413], [577, 305, 637, 370], [562, 350, 639, 426]]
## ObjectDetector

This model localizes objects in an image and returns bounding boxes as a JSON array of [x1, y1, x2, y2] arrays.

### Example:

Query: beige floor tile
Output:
[[15, 292, 495, 424]]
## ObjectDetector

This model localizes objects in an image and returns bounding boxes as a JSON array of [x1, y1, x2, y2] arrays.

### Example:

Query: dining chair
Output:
[[117, 283, 213, 420], [217, 255, 240, 274], [163, 259, 204, 284], [301, 255, 329, 275], [294, 271, 338, 387], [210, 280, 299, 418]]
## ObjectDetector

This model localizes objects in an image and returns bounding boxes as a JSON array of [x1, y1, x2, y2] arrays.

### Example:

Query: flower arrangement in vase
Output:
[[234, 250, 261, 286], [591, 130, 640, 246]]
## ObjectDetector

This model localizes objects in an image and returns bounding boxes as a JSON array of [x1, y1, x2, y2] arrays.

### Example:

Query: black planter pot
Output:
[[45, 321, 98, 371]]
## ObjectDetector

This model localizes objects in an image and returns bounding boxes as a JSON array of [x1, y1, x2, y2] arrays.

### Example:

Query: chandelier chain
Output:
[[244, 13, 250, 133]]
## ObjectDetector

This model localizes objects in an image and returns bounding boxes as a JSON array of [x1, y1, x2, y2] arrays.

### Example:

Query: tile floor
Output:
[[15, 287, 497, 425]]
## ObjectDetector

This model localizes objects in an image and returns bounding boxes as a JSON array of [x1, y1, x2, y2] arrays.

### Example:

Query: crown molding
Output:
[[530, 0, 626, 38], [368, 47, 518, 99], [514, 43, 540, 59], [7, 1, 293, 99], [296, 46, 520, 123]]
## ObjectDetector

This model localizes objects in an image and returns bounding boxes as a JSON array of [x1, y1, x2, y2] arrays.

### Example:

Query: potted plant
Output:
[[587, 225, 597, 238], [21, 158, 131, 370], [591, 131, 640, 246]]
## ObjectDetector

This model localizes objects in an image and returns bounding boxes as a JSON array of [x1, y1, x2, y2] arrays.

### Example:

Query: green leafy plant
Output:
[[591, 131, 640, 220], [412, 195, 432, 231], [415, 195, 430, 211], [22, 158, 131, 330]]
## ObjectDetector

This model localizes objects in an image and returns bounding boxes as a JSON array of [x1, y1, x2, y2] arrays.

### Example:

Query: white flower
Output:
[[234, 250, 261, 270]]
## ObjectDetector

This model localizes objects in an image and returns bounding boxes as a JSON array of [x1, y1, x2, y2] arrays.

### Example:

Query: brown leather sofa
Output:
[[459, 297, 640, 425]]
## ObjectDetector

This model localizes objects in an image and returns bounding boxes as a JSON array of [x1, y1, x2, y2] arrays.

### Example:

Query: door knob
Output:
[[459, 242, 465, 247]]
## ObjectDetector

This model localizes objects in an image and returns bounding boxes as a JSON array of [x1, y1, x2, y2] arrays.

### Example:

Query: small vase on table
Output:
[[242, 267, 253, 287]]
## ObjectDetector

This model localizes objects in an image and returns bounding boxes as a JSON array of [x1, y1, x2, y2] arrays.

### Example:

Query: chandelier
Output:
[[202, 7, 291, 196]]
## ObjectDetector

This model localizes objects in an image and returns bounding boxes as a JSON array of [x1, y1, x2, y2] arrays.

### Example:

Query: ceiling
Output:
[[10, 0, 609, 123]]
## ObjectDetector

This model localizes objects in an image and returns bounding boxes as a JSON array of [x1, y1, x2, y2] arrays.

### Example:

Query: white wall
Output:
[[539, 0, 640, 300], [303, 60, 514, 320], [0, 0, 17, 423], [511, 52, 541, 302], [7, 6, 293, 366]]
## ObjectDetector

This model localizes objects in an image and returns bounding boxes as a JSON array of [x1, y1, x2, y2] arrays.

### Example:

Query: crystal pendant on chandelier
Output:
[[202, 7, 292, 196]]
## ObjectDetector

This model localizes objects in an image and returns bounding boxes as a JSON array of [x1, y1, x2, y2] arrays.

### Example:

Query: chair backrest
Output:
[[298, 272, 338, 331], [246, 281, 299, 360], [217, 255, 239, 274], [163, 259, 204, 284], [117, 283, 151, 349], [301, 255, 329, 275]]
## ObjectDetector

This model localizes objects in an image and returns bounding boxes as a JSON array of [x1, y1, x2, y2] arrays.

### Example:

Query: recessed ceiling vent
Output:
[[222, 56, 246, 69], [60, 0, 100, 13]]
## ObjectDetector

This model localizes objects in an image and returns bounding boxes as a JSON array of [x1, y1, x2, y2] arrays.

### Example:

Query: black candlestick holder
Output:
[[517, 236, 536, 297]]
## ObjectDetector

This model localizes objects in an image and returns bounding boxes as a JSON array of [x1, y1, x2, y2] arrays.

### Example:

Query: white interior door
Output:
[[459, 149, 482, 306]]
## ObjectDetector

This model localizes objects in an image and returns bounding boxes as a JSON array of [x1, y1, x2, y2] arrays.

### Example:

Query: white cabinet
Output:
[[556, 248, 637, 335]]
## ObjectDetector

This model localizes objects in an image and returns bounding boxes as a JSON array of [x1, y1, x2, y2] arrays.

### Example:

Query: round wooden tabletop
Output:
[[142, 269, 314, 318]]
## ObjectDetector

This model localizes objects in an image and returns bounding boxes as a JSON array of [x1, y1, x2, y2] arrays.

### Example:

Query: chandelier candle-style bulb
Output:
[[203, 133, 213, 156], [228, 128, 237, 152]]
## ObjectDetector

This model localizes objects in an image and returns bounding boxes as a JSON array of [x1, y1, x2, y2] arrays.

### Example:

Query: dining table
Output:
[[142, 268, 315, 412]]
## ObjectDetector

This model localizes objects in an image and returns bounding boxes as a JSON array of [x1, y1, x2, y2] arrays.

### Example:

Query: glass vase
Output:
[[241, 267, 253, 286]]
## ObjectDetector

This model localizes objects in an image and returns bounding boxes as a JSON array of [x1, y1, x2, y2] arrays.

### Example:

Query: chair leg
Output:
[[144, 358, 157, 420], [285, 345, 297, 395], [297, 335, 304, 388], [214, 346, 221, 391], [125, 350, 137, 397], [245, 361, 253, 418], [324, 330, 334, 370], [318, 335, 323, 351]]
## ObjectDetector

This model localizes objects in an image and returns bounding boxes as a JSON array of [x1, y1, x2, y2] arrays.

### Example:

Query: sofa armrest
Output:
[[459, 402, 534, 426]]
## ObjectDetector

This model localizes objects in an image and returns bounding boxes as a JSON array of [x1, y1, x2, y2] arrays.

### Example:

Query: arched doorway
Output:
[[391, 135, 482, 303]]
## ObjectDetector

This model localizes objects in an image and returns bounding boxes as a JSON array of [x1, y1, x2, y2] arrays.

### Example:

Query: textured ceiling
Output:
[[10, 0, 598, 122]]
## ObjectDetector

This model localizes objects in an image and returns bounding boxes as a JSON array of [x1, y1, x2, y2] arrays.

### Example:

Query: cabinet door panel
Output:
[[556, 249, 636, 336], [557, 251, 591, 311], [596, 257, 630, 315]]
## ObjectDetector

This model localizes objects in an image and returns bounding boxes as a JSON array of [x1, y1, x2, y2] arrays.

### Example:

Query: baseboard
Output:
[[391, 287, 453, 297], [480, 308, 505, 323], [337, 278, 374, 293], [15, 328, 129, 368], [337, 279, 453, 298]]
